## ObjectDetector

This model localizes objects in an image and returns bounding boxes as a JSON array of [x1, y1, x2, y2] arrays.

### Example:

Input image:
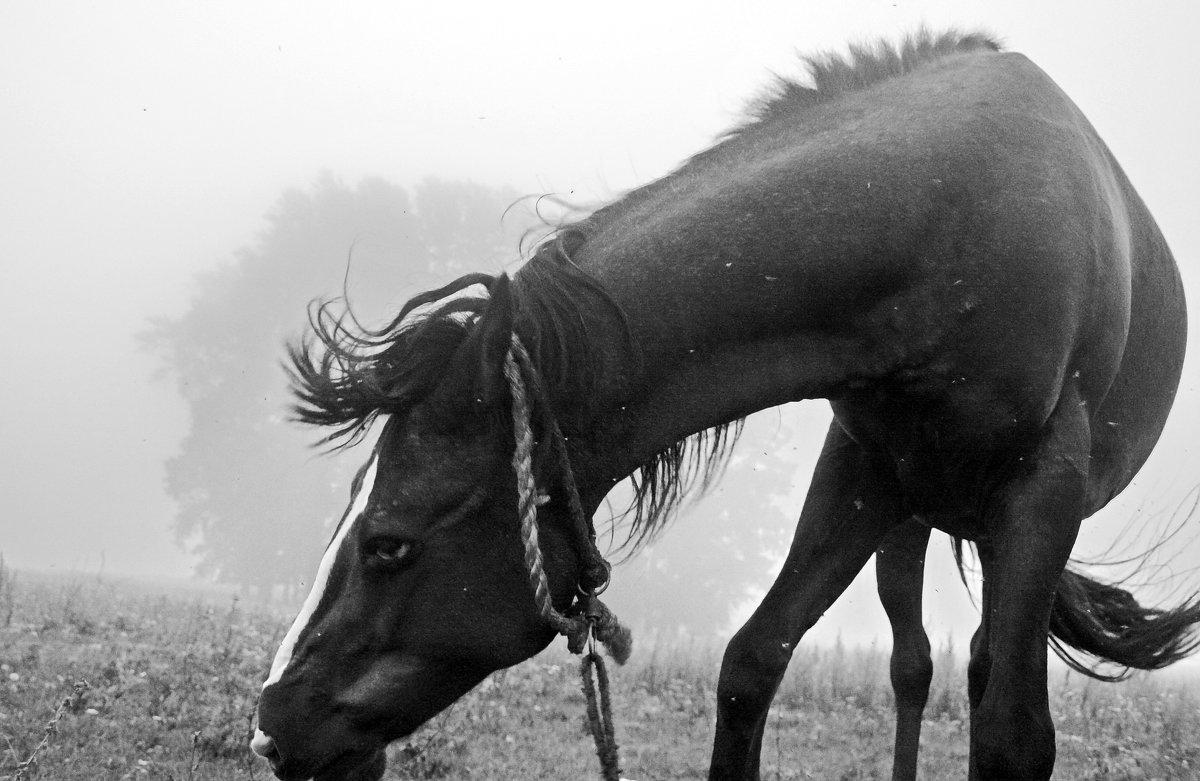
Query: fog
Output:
[[3, 1, 1199, 653]]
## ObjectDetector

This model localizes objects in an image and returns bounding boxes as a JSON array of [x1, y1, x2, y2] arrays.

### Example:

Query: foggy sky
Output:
[[3, 1, 1199, 652]]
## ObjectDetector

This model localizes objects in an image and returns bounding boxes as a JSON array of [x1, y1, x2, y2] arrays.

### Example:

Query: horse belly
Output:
[[831, 383, 1045, 537]]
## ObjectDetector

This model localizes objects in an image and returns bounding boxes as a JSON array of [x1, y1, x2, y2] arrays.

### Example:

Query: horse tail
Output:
[[951, 538, 1200, 681], [1046, 567, 1200, 681]]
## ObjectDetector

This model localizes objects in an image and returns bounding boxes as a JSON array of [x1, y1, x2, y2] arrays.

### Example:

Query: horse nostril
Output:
[[250, 728, 281, 761]]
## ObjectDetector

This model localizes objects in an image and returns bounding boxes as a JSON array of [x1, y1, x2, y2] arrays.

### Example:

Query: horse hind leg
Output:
[[875, 520, 933, 781], [968, 388, 1091, 780], [965, 549, 994, 780], [709, 422, 903, 781]]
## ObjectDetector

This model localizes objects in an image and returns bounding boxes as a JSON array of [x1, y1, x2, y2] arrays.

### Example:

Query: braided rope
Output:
[[503, 335, 632, 659], [503, 339, 572, 634]]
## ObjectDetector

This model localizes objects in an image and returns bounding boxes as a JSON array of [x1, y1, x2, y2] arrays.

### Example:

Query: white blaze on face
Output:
[[262, 453, 379, 688]]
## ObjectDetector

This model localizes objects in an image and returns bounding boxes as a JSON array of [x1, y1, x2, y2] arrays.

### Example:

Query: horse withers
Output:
[[251, 31, 1196, 781]]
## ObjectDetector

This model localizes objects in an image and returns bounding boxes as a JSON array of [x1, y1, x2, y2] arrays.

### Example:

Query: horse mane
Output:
[[733, 28, 1001, 135], [287, 224, 742, 549], [618, 419, 743, 553]]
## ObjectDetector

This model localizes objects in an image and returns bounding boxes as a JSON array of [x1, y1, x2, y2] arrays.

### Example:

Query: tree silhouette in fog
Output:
[[143, 175, 524, 591]]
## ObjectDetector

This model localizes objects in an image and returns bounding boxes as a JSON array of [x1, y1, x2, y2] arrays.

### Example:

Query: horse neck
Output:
[[557, 187, 894, 506]]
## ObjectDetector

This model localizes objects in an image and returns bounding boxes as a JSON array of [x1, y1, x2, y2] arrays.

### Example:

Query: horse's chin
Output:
[[312, 747, 386, 781]]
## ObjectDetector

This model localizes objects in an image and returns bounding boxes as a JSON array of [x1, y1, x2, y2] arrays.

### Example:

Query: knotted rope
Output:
[[503, 333, 631, 781]]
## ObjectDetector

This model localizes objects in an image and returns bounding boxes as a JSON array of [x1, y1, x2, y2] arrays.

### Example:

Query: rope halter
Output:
[[502, 334, 632, 664], [503, 333, 629, 781]]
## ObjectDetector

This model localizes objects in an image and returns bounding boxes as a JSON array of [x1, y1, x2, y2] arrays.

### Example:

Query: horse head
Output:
[[250, 275, 603, 780]]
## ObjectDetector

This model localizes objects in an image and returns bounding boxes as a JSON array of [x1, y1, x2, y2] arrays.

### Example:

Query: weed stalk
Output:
[[14, 680, 90, 780]]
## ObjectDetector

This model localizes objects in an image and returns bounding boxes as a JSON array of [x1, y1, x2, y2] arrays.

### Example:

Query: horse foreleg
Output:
[[968, 392, 1089, 781], [875, 520, 933, 781], [709, 422, 903, 781]]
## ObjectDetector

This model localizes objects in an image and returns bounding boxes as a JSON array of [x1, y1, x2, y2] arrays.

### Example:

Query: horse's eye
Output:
[[362, 537, 416, 569]]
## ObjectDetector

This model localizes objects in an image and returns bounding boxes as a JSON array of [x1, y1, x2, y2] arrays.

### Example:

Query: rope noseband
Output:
[[503, 334, 630, 781]]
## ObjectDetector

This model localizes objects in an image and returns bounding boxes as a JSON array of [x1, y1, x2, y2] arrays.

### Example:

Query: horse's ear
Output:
[[432, 274, 514, 419]]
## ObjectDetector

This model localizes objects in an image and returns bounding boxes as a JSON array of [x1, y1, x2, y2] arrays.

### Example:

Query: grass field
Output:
[[1, 566, 1197, 780]]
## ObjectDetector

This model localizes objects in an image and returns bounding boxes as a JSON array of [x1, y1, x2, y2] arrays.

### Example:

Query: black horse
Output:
[[251, 31, 1198, 780]]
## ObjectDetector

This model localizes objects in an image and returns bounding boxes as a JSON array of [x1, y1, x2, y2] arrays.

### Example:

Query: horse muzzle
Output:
[[251, 726, 385, 781]]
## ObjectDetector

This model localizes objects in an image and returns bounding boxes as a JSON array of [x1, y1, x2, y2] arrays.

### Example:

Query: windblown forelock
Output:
[[286, 278, 495, 448]]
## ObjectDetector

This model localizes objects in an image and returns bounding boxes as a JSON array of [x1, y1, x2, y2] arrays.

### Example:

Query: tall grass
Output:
[[0, 556, 16, 629], [0, 572, 278, 779], [0, 572, 1196, 779]]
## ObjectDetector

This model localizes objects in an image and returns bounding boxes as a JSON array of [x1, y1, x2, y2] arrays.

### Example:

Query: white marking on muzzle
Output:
[[249, 728, 276, 757], [262, 453, 379, 688]]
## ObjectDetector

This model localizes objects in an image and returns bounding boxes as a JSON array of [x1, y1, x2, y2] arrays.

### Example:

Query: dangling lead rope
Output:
[[503, 333, 629, 781], [582, 650, 621, 781]]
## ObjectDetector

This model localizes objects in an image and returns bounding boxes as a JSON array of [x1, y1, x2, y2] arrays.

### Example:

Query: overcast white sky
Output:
[[3, 1, 1199, 650]]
